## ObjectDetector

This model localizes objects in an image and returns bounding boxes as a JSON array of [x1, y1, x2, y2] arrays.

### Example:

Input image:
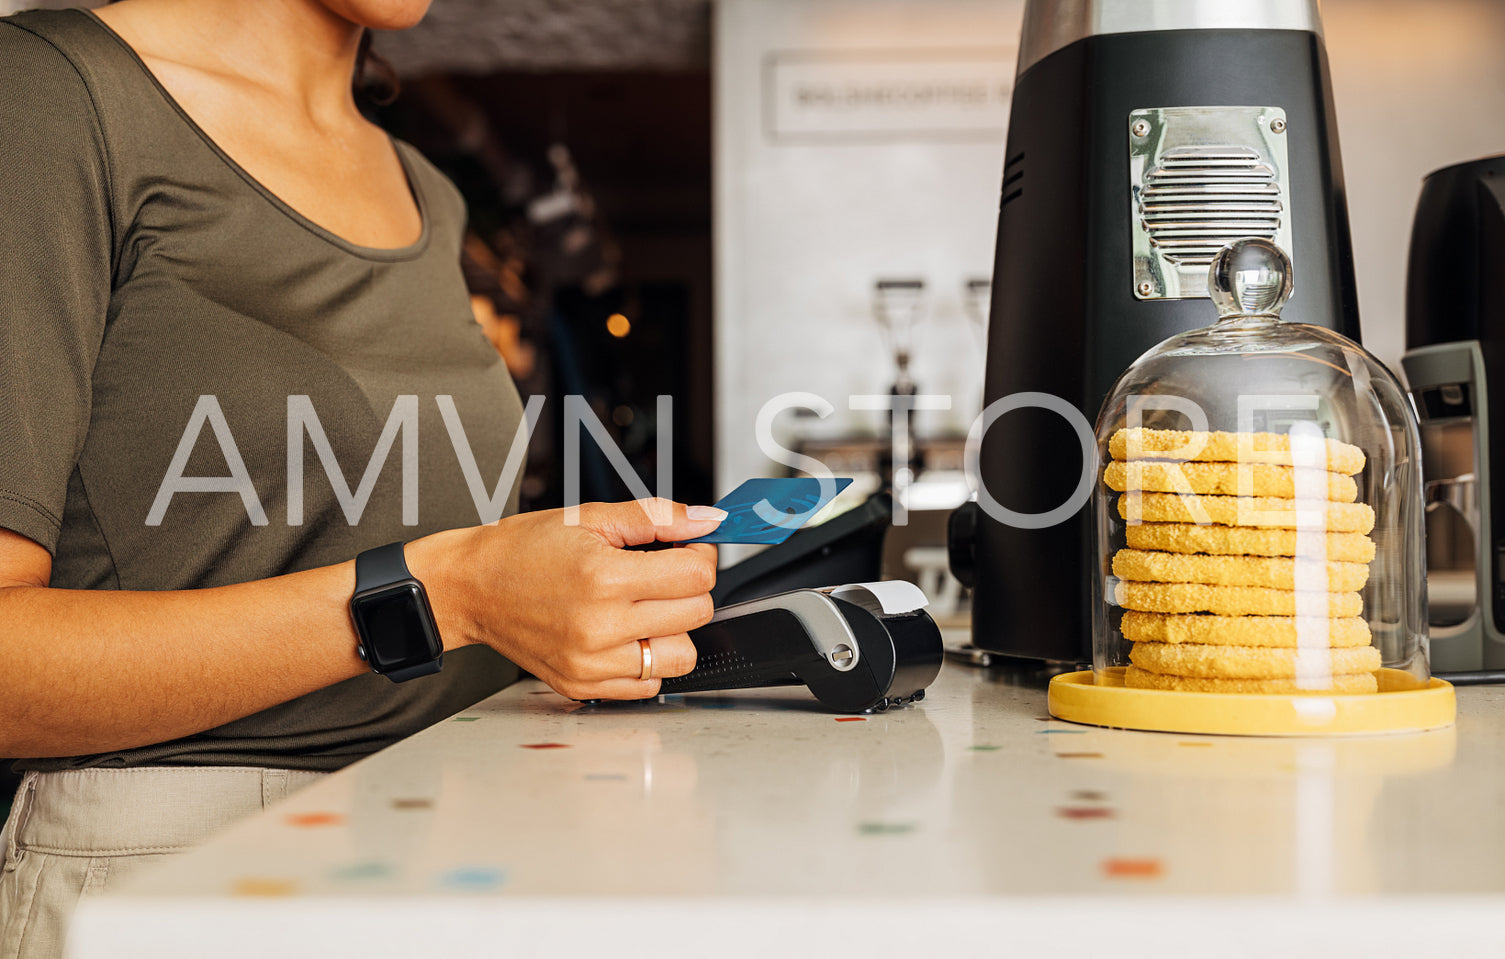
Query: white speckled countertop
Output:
[[69, 657, 1505, 959]]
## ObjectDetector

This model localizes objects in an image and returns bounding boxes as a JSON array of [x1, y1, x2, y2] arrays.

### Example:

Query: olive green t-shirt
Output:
[[1, 9, 524, 771]]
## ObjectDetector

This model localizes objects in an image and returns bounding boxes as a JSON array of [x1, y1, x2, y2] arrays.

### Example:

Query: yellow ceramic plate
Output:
[[1048, 667, 1454, 736]]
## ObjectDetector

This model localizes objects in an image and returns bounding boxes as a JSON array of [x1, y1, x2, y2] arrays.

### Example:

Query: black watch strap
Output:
[[353, 542, 443, 682], [381, 660, 444, 683], [355, 541, 414, 593]]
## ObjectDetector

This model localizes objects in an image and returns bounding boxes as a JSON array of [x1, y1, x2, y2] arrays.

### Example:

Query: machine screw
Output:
[[1270, 117, 1287, 134], [1137, 280, 1155, 296], [1131, 119, 1150, 137]]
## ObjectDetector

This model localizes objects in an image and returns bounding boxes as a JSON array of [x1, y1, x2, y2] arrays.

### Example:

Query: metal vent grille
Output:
[[1141, 148, 1282, 267], [1129, 106, 1292, 299]]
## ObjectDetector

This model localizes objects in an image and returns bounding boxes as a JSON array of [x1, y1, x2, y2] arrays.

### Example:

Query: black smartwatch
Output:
[[349, 542, 444, 683]]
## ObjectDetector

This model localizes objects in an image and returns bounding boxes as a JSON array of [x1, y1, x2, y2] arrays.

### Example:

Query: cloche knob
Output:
[[1208, 237, 1293, 319]]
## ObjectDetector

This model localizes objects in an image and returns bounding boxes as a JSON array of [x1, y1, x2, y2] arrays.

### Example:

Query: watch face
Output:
[[352, 583, 442, 671]]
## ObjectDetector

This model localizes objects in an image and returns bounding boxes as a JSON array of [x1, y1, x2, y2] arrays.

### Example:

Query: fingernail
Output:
[[686, 505, 727, 522]]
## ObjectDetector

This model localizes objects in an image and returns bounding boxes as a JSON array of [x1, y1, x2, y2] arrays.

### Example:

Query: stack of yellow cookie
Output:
[[1105, 427, 1381, 694]]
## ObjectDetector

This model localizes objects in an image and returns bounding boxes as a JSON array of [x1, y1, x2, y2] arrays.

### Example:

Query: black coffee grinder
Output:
[[948, 0, 1363, 665], [1400, 154, 1505, 673]]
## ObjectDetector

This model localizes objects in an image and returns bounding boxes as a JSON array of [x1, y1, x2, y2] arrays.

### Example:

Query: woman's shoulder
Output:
[[0, 11, 115, 136], [2, 8, 111, 73], [2, 10, 79, 74], [1, 9, 137, 119]]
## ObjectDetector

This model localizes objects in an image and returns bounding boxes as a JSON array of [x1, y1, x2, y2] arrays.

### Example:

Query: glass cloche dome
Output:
[[1091, 238, 1429, 698]]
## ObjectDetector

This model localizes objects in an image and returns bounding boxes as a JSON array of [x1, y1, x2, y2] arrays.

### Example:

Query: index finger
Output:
[[583, 498, 727, 548]]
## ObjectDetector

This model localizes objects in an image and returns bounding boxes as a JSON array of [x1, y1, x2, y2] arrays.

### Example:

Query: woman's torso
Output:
[[0, 9, 523, 772]]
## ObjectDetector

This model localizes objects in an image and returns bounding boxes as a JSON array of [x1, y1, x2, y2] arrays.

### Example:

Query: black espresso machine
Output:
[[1401, 154, 1505, 673], [948, 0, 1363, 665]]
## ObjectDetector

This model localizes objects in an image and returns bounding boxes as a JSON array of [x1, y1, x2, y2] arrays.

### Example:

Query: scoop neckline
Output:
[[78, 8, 432, 263]]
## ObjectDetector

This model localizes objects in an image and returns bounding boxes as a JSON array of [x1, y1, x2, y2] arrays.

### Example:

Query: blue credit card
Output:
[[685, 477, 854, 545]]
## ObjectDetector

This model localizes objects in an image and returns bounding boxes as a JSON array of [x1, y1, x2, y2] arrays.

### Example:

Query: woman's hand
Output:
[[409, 498, 723, 701]]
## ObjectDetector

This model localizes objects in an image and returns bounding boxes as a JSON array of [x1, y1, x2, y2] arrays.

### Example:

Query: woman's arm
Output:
[[0, 499, 720, 758]]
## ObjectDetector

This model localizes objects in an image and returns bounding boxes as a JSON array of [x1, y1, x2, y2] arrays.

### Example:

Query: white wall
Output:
[[714, 0, 1505, 490], [1324, 0, 1505, 367], [713, 0, 1023, 492]]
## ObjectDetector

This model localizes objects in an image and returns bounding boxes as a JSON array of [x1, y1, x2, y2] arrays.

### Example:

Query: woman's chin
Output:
[[320, 0, 434, 32]]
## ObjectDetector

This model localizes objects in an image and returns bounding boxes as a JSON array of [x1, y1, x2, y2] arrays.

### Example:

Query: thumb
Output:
[[583, 498, 726, 548]]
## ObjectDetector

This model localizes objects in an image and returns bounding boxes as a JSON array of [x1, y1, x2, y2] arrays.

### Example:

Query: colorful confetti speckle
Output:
[[233, 878, 298, 897], [438, 866, 507, 890], [1056, 807, 1115, 820], [1104, 858, 1164, 879], [285, 812, 344, 828], [332, 861, 393, 881], [858, 822, 917, 836]]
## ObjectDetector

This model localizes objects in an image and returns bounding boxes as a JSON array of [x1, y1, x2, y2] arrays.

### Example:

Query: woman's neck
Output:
[[94, 0, 363, 125]]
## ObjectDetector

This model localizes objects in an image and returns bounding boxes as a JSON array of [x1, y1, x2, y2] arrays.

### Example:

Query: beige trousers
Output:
[[0, 767, 325, 959]]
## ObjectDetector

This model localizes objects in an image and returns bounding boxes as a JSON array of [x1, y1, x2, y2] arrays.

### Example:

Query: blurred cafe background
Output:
[[4, 0, 1505, 655]]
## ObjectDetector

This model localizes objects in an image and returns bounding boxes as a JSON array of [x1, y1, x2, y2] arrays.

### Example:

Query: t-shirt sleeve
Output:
[[0, 22, 112, 554]]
